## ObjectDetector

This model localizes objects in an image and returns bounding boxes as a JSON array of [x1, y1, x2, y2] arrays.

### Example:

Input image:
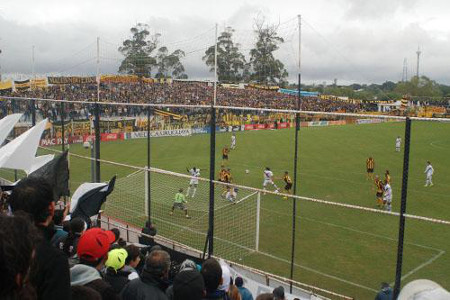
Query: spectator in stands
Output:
[[272, 286, 285, 300], [71, 286, 102, 300], [0, 213, 40, 300], [70, 227, 119, 300], [60, 217, 86, 257], [201, 258, 229, 300], [121, 249, 171, 300], [235, 277, 253, 300], [228, 285, 241, 300], [139, 220, 157, 245], [104, 248, 130, 294], [50, 209, 69, 246], [255, 293, 273, 300], [173, 269, 205, 300], [9, 177, 71, 300], [166, 259, 199, 299], [110, 227, 127, 249], [219, 260, 231, 293], [375, 282, 393, 300], [123, 245, 141, 280]]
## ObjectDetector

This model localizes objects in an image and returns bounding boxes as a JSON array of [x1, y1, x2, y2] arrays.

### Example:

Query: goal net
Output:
[[104, 166, 261, 261]]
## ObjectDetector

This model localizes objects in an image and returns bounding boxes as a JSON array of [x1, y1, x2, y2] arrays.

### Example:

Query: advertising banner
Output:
[[48, 76, 97, 85], [40, 136, 83, 147], [130, 128, 192, 139]]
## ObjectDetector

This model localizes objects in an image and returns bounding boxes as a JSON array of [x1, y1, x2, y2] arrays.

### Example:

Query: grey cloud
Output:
[[344, 0, 418, 20]]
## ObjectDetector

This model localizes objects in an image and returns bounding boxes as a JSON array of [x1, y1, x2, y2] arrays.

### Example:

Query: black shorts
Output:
[[285, 183, 293, 191], [222, 155, 228, 160], [376, 192, 383, 198], [367, 168, 374, 173]]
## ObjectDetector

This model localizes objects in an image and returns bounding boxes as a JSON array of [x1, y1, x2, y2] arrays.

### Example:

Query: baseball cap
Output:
[[105, 248, 128, 271], [77, 228, 116, 261], [398, 279, 450, 300], [173, 270, 205, 300]]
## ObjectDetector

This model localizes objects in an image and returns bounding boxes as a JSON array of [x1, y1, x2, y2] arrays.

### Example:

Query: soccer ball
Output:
[[245, 169, 249, 174], [275, 189, 279, 193]]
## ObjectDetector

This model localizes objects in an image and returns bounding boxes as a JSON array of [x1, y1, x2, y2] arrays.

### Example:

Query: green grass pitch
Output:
[[3, 120, 450, 299]]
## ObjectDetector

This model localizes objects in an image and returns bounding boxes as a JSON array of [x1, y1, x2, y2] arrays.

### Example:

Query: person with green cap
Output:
[[104, 248, 131, 294]]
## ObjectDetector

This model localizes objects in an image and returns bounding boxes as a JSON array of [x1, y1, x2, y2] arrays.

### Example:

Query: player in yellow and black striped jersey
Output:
[[221, 169, 232, 198], [366, 157, 375, 180], [282, 171, 293, 199], [374, 175, 384, 208], [384, 170, 391, 185]]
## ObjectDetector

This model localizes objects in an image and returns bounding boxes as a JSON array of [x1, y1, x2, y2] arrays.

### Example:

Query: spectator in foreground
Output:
[[10, 177, 71, 300], [255, 293, 273, 300], [0, 213, 40, 300], [235, 277, 253, 300], [60, 217, 86, 257], [375, 282, 393, 300], [228, 285, 242, 300], [166, 259, 200, 299], [201, 258, 229, 300], [398, 279, 450, 299], [273, 286, 285, 300], [71, 285, 102, 300], [104, 248, 130, 293], [70, 227, 119, 300], [50, 209, 69, 247], [123, 245, 142, 280], [173, 269, 205, 300], [121, 249, 171, 300]]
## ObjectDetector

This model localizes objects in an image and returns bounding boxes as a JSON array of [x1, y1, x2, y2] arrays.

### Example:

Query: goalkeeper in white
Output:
[[424, 161, 434, 187], [383, 183, 392, 211]]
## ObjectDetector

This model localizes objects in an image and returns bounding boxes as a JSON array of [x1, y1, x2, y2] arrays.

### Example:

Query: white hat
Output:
[[398, 279, 450, 300]]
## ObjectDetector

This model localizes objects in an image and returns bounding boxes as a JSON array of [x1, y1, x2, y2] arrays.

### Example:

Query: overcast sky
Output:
[[0, 0, 449, 85]]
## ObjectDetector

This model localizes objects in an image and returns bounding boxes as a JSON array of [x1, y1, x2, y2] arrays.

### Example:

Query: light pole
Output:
[[0, 48, 2, 82], [83, 141, 95, 182]]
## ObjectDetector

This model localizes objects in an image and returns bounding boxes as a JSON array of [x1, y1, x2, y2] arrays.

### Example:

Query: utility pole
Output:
[[32, 45, 35, 88], [416, 46, 421, 79]]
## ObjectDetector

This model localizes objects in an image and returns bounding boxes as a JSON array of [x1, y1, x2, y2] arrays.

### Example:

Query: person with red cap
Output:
[[70, 227, 120, 300]]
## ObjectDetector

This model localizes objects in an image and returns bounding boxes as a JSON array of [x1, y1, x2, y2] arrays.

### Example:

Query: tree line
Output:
[[118, 18, 288, 85]]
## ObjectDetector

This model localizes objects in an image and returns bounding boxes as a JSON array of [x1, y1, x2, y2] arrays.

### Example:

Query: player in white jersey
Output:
[[225, 186, 238, 203], [186, 167, 200, 197], [424, 161, 434, 187], [395, 136, 401, 152], [231, 133, 236, 150], [383, 183, 392, 211], [263, 167, 279, 194]]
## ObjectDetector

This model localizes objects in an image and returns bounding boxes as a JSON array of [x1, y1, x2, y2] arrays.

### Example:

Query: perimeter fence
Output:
[[1, 96, 450, 299]]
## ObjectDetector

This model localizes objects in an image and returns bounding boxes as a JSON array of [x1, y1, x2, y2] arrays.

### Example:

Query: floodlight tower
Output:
[[416, 46, 421, 79], [402, 58, 408, 82]]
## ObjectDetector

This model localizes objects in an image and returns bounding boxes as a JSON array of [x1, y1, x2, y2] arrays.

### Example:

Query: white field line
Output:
[[391, 250, 446, 286], [126, 169, 144, 178], [258, 250, 378, 293], [262, 207, 444, 253], [429, 140, 449, 150], [262, 207, 447, 285]]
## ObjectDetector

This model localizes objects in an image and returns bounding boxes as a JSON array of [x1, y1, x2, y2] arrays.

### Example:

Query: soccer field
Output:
[[11, 120, 450, 299]]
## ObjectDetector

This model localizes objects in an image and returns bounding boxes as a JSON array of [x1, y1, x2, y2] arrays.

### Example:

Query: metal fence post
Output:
[[393, 117, 412, 298]]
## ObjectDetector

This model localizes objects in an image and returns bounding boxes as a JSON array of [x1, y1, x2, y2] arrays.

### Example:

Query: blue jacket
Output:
[[375, 288, 393, 300], [238, 286, 254, 300]]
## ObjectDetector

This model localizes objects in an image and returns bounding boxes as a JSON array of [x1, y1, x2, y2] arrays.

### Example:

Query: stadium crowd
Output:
[[0, 81, 376, 120]]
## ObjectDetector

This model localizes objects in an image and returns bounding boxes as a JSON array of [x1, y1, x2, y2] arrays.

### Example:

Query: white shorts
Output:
[[263, 179, 274, 187], [231, 141, 236, 147], [189, 179, 198, 185], [383, 197, 392, 204]]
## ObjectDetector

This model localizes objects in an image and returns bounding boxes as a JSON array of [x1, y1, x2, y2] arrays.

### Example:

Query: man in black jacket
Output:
[[121, 249, 171, 300], [201, 258, 229, 300], [10, 177, 71, 300]]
